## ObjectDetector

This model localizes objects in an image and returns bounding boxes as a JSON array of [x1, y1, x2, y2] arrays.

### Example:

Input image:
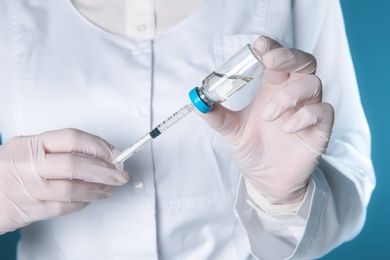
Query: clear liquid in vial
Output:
[[202, 72, 252, 103]]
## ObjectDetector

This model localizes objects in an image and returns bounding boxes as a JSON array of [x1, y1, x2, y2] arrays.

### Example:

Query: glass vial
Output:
[[189, 44, 265, 113]]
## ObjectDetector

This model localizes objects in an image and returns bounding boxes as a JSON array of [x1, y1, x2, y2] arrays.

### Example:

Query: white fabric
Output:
[[246, 178, 313, 243], [0, 0, 375, 259], [72, 0, 308, 216], [71, 0, 204, 40]]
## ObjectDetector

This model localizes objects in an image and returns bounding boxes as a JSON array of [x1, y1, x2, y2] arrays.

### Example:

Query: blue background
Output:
[[322, 0, 390, 258], [1, 1, 389, 259]]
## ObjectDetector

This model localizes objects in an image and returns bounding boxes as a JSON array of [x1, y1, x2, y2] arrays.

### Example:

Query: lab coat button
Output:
[[130, 106, 142, 117], [134, 181, 144, 190]]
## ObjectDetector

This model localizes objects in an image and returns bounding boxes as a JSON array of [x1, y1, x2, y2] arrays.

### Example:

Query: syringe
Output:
[[114, 103, 194, 164], [113, 43, 264, 165]]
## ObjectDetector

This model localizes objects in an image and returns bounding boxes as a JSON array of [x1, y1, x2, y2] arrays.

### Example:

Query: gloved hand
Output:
[[0, 128, 129, 234], [197, 36, 334, 204]]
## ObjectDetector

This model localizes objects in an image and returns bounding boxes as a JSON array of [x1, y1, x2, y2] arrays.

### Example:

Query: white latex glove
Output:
[[198, 36, 334, 204], [0, 128, 129, 234]]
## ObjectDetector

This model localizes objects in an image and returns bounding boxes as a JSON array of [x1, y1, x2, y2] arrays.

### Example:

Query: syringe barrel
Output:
[[113, 104, 193, 164], [155, 103, 194, 134], [114, 133, 153, 164]]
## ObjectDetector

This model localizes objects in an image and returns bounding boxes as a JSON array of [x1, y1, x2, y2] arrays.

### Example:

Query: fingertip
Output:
[[252, 35, 268, 55], [98, 140, 116, 162], [262, 52, 278, 68], [283, 116, 306, 134], [262, 48, 291, 69], [117, 170, 130, 185], [261, 106, 277, 122], [252, 35, 283, 56], [264, 48, 317, 74], [282, 121, 298, 134], [124, 171, 130, 183]]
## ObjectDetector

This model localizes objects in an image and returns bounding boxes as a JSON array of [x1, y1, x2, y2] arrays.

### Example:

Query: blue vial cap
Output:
[[189, 87, 212, 114]]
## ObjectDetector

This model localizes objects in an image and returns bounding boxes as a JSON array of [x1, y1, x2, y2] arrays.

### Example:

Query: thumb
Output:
[[252, 36, 289, 85], [194, 104, 240, 137]]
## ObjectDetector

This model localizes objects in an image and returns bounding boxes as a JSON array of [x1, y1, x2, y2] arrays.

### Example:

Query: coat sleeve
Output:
[[292, 0, 375, 258], [234, 0, 375, 259]]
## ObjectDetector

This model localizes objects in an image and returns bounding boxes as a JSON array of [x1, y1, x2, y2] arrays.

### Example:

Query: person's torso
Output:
[[0, 0, 294, 259]]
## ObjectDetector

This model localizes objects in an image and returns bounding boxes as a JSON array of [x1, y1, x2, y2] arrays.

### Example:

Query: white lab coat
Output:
[[0, 0, 375, 259]]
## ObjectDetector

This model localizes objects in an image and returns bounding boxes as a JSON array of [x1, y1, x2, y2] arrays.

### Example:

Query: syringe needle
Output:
[[114, 103, 194, 164]]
